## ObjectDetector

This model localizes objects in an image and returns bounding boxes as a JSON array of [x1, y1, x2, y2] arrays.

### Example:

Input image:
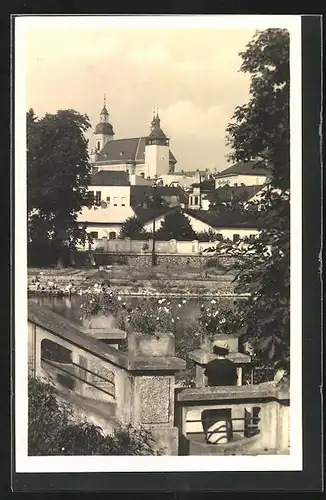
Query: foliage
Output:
[[205, 29, 290, 369], [226, 28, 290, 191], [27, 108, 93, 267], [156, 210, 198, 241], [119, 216, 150, 240], [28, 377, 161, 455]]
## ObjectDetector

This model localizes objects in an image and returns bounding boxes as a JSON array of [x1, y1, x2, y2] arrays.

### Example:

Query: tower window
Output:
[[106, 196, 111, 206], [113, 197, 118, 207], [97, 141, 100, 151], [121, 197, 126, 207]]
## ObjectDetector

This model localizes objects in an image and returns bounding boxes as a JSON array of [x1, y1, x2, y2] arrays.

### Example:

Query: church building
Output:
[[90, 99, 177, 180]]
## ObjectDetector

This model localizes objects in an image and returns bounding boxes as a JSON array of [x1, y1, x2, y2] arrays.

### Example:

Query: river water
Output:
[[29, 294, 239, 327]]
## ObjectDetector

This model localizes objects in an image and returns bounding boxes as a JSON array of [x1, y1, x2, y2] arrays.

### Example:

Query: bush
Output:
[[28, 377, 162, 455]]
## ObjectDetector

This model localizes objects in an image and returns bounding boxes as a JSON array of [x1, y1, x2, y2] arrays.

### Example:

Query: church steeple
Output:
[[146, 107, 169, 146], [94, 94, 114, 151]]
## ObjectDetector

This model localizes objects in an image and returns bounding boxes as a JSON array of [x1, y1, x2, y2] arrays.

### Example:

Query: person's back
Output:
[[205, 357, 237, 387], [201, 340, 237, 444]]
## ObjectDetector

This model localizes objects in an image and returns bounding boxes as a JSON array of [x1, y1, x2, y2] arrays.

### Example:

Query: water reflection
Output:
[[29, 294, 237, 326]]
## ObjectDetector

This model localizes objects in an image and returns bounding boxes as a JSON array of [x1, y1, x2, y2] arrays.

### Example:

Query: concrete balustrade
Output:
[[28, 301, 185, 454]]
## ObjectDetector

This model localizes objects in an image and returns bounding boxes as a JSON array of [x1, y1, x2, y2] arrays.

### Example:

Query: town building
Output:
[[214, 160, 270, 188], [90, 101, 177, 179]]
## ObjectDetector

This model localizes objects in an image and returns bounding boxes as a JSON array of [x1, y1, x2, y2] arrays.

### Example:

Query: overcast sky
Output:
[[26, 26, 258, 172]]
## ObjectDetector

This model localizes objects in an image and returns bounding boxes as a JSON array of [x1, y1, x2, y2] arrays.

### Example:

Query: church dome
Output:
[[94, 122, 114, 135]]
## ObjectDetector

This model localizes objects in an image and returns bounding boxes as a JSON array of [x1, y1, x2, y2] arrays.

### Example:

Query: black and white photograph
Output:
[[14, 14, 305, 474]]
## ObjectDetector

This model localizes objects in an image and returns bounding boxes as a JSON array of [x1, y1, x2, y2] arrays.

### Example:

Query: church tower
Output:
[[94, 95, 114, 152], [145, 109, 170, 179]]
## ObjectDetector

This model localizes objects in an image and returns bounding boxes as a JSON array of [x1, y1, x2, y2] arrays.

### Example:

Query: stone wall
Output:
[[94, 253, 238, 270]]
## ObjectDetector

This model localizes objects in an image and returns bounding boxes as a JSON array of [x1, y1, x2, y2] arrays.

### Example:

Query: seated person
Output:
[[201, 339, 237, 444]]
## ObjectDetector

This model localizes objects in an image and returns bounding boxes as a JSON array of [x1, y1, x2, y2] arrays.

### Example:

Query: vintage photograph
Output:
[[15, 15, 302, 471]]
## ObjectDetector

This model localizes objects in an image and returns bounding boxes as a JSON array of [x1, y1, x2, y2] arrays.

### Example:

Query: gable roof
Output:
[[215, 161, 270, 178], [132, 206, 174, 225], [130, 185, 188, 207], [95, 137, 177, 165], [90, 170, 130, 186], [206, 184, 264, 203], [183, 208, 264, 229]]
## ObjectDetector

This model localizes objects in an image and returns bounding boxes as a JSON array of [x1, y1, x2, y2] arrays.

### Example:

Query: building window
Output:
[[121, 197, 126, 207], [140, 172, 145, 178], [249, 234, 256, 242], [113, 197, 118, 206], [95, 191, 101, 205], [233, 234, 240, 242], [97, 141, 100, 151], [109, 232, 116, 240], [89, 231, 98, 239], [106, 196, 111, 206], [194, 196, 199, 205], [216, 234, 223, 241]]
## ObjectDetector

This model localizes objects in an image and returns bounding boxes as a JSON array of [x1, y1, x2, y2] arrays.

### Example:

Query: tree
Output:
[[226, 28, 289, 191], [207, 29, 290, 373], [119, 216, 150, 240], [28, 377, 161, 455], [156, 210, 198, 241], [27, 109, 93, 267]]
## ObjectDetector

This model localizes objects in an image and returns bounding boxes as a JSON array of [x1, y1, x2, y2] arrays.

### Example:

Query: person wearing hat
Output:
[[201, 339, 238, 444]]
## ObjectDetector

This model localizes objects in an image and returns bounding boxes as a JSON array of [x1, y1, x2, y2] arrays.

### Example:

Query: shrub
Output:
[[28, 377, 162, 455]]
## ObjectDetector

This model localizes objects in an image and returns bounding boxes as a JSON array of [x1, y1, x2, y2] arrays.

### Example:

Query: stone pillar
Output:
[[170, 239, 177, 253], [128, 331, 186, 455], [125, 237, 131, 252]]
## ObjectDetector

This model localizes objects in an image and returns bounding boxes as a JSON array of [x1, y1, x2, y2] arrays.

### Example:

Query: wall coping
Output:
[[28, 301, 129, 370], [176, 384, 290, 404], [29, 301, 186, 375]]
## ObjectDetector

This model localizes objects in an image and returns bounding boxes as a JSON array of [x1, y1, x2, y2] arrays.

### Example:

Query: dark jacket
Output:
[[204, 358, 237, 386]]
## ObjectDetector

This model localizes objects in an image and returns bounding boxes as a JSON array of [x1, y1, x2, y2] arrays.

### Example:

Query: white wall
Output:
[[83, 224, 123, 241], [215, 174, 267, 188], [94, 133, 113, 152], [145, 144, 170, 178], [88, 185, 131, 208]]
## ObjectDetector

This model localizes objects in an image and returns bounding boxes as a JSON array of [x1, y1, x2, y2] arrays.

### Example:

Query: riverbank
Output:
[[28, 266, 238, 297]]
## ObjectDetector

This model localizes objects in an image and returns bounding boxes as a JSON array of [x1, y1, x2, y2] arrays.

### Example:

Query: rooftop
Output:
[[215, 161, 270, 178], [130, 185, 188, 207], [94, 137, 177, 165], [183, 208, 265, 229], [90, 170, 130, 186]]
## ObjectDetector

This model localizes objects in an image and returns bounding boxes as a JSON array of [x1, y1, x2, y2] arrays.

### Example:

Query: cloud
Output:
[[161, 101, 229, 142]]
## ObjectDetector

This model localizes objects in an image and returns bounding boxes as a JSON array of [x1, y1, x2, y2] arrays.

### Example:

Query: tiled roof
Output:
[[95, 137, 177, 164], [206, 184, 264, 202], [90, 170, 130, 186], [130, 185, 188, 206], [133, 206, 175, 225], [215, 161, 270, 178], [183, 208, 264, 229]]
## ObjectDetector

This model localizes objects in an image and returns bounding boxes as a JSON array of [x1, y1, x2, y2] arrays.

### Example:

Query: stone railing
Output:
[[28, 301, 186, 455], [174, 384, 290, 456]]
